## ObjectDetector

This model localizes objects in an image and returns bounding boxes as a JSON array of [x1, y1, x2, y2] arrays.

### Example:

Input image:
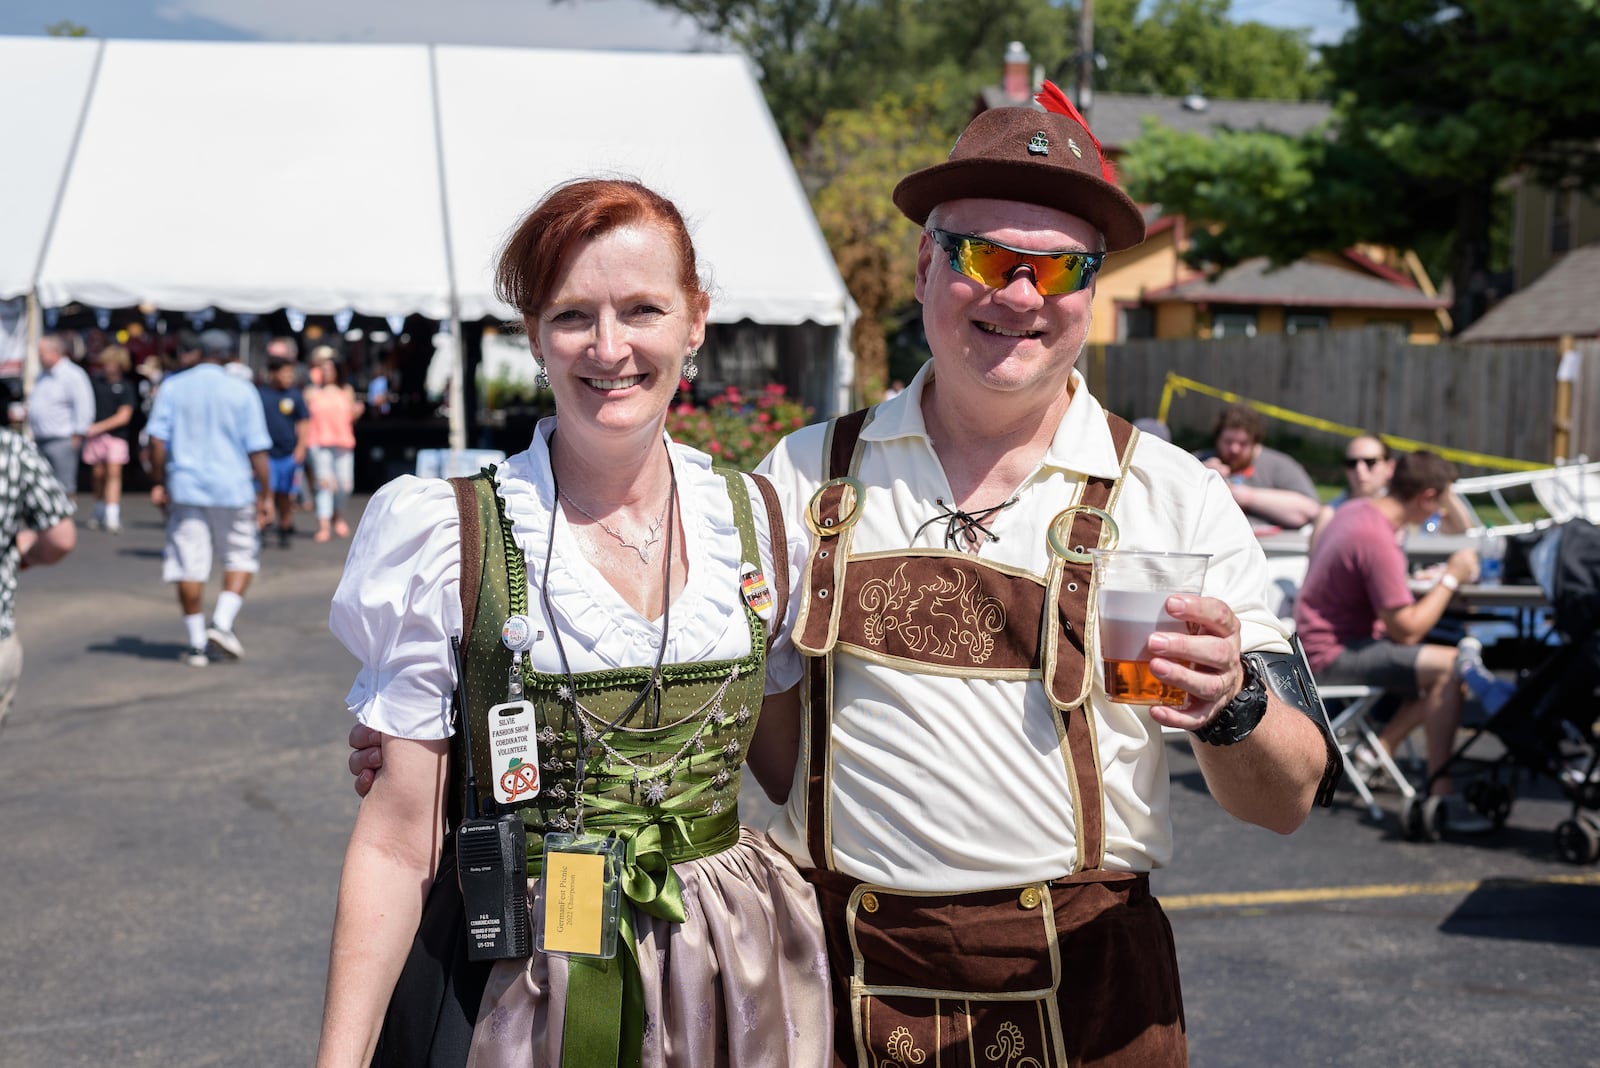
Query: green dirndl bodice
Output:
[[451, 466, 773, 1067]]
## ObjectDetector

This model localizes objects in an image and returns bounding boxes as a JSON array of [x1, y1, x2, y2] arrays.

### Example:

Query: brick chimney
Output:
[[1003, 41, 1030, 102]]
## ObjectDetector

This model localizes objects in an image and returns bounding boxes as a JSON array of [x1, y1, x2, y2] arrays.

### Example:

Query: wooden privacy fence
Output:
[[1082, 326, 1596, 470]]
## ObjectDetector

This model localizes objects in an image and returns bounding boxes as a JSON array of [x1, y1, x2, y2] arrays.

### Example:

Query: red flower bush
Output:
[[666, 383, 814, 470]]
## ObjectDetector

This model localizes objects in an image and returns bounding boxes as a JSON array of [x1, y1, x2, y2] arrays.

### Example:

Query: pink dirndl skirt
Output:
[[468, 827, 832, 1067]]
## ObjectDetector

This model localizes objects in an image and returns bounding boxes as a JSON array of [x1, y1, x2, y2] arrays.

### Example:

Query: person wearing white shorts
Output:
[[146, 330, 273, 667], [162, 504, 262, 583]]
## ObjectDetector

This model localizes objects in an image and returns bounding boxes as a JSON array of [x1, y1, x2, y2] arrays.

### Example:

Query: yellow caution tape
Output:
[[1156, 373, 1546, 473]]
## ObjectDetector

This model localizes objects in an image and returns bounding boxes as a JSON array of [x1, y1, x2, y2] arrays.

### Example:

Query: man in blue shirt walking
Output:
[[146, 330, 273, 667]]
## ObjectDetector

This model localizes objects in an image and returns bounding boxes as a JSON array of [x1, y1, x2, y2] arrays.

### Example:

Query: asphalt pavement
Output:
[[3, 493, 1597, 1067]]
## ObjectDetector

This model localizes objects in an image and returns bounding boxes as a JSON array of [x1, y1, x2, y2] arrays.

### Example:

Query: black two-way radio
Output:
[[450, 636, 531, 961]]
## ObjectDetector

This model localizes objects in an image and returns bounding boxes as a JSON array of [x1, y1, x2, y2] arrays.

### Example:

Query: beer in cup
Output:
[[1090, 549, 1211, 706]]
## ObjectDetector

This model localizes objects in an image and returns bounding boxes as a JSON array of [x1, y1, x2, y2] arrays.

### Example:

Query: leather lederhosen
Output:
[[793, 408, 1187, 1068]]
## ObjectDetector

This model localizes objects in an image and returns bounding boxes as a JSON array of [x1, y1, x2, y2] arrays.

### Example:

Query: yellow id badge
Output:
[[538, 833, 624, 959]]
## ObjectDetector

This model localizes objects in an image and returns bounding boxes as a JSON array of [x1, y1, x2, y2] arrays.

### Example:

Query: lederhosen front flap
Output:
[[800, 408, 1137, 874]]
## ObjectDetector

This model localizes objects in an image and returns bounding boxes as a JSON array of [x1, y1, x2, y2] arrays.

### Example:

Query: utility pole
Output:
[[1076, 0, 1095, 117]]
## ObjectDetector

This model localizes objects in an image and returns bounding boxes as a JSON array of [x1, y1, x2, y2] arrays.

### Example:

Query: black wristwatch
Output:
[[1193, 652, 1269, 746]]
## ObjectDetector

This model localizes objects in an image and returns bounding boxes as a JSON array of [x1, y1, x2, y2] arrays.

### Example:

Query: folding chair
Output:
[[1321, 684, 1416, 821]]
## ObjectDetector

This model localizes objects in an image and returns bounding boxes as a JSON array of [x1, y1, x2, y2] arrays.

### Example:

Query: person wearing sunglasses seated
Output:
[[1196, 403, 1322, 533], [1308, 433, 1472, 556]]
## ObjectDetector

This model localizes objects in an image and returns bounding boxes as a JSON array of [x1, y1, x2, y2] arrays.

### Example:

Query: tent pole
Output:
[[427, 43, 466, 456], [22, 293, 42, 401], [447, 316, 465, 452]]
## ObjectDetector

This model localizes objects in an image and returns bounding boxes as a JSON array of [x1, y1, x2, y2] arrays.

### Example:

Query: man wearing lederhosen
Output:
[[750, 89, 1340, 1066]]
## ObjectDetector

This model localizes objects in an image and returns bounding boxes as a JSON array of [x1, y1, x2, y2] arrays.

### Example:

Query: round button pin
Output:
[[501, 614, 535, 651]]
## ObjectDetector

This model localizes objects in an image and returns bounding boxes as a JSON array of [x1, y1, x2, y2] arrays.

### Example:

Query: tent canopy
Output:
[[4, 36, 852, 330]]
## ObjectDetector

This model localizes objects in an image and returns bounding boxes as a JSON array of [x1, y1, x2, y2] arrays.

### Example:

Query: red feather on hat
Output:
[[1034, 79, 1117, 183]]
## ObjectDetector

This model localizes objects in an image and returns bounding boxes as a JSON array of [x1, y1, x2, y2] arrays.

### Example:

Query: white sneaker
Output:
[[206, 626, 244, 660], [181, 647, 210, 668], [1348, 742, 1389, 790]]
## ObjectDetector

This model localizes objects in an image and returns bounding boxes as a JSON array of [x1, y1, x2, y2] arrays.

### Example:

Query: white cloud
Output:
[[153, 0, 714, 50]]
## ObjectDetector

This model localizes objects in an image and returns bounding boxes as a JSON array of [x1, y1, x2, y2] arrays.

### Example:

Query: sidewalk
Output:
[[3, 493, 368, 1067]]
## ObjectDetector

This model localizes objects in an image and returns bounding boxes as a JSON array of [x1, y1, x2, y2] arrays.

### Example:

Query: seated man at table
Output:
[[1197, 403, 1321, 532], [1294, 450, 1486, 829]]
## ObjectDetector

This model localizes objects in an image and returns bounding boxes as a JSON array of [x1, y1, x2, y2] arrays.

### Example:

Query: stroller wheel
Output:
[[1554, 819, 1600, 865]]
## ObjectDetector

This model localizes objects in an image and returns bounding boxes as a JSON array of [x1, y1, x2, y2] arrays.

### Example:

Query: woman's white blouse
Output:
[[329, 420, 806, 740]]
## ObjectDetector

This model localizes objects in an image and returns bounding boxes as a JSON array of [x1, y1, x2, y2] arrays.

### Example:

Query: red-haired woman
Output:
[[317, 179, 829, 1068]]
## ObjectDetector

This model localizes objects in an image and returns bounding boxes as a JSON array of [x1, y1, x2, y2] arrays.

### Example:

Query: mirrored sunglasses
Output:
[[930, 229, 1104, 296], [1343, 456, 1385, 469]]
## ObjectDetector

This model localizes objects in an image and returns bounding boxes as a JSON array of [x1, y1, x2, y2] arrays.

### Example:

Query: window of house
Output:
[[1211, 310, 1257, 338], [1285, 312, 1329, 334], [1551, 188, 1574, 255], [1120, 305, 1155, 340]]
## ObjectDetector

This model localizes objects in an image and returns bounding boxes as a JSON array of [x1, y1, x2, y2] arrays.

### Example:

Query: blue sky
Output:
[[1, 0, 1356, 50]]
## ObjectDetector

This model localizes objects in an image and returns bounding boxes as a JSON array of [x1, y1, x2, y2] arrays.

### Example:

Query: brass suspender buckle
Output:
[[805, 477, 867, 538], [1046, 506, 1120, 564]]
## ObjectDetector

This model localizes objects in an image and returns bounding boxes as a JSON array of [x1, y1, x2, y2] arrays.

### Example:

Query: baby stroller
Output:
[[1400, 517, 1600, 861]]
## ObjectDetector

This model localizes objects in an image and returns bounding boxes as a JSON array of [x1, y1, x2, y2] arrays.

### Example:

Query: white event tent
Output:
[[2, 35, 856, 430]]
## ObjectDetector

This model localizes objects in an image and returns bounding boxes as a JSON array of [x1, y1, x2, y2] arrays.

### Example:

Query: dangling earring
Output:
[[682, 348, 699, 383], [535, 358, 549, 389]]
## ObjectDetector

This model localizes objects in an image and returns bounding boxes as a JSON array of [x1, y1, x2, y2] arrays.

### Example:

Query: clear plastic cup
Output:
[[1090, 549, 1212, 706]]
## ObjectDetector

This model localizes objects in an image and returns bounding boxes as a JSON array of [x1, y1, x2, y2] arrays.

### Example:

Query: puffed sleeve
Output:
[[328, 476, 463, 739]]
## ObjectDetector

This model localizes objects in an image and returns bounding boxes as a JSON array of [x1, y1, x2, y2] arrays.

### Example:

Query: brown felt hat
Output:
[[893, 106, 1146, 252]]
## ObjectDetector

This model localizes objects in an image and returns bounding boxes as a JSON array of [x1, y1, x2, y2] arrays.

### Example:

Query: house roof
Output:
[[1143, 256, 1450, 309], [1457, 243, 1600, 341], [977, 88, 1331, 151]]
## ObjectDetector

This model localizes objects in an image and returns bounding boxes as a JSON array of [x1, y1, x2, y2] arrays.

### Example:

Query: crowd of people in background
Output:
[[3, 322, 399, 532], [3, 323, 401, 670]]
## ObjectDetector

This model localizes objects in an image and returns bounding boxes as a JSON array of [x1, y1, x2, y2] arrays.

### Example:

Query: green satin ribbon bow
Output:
[[555, 810, 741, 1068]]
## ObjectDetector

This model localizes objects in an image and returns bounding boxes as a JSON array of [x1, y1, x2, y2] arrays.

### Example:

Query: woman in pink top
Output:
[[304, 347, 364, 542]]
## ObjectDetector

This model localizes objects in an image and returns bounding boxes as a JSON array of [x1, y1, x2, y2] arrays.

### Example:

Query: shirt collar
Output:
[[859, 361, 1125, 480]]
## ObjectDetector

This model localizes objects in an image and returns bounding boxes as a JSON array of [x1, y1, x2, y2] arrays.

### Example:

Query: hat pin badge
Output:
[[1027, 131, 1050, 156], [1067, 138, 1083, 158]]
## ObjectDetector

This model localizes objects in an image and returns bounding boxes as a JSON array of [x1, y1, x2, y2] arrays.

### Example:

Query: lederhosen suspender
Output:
[[795, 407, 1137, 874]]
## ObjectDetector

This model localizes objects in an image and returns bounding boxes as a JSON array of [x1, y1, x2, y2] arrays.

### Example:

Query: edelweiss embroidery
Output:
[[858, 562, 1006, 662]]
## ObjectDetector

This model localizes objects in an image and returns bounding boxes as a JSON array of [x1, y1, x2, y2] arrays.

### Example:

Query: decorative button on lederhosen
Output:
[[1019, 886, 1042, 910], [860, 892, 880, 913]]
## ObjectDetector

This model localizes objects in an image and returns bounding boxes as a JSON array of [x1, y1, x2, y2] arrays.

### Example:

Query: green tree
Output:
[[1324, 0, 1600, 329], [1118, 120, 1344, 269], [1123, 0, 1600, 332], [649, 0, 1077, 149], [1097, 0, 1326, 100], [45, 20, 90, 36], [801, 88, 952, 397]]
